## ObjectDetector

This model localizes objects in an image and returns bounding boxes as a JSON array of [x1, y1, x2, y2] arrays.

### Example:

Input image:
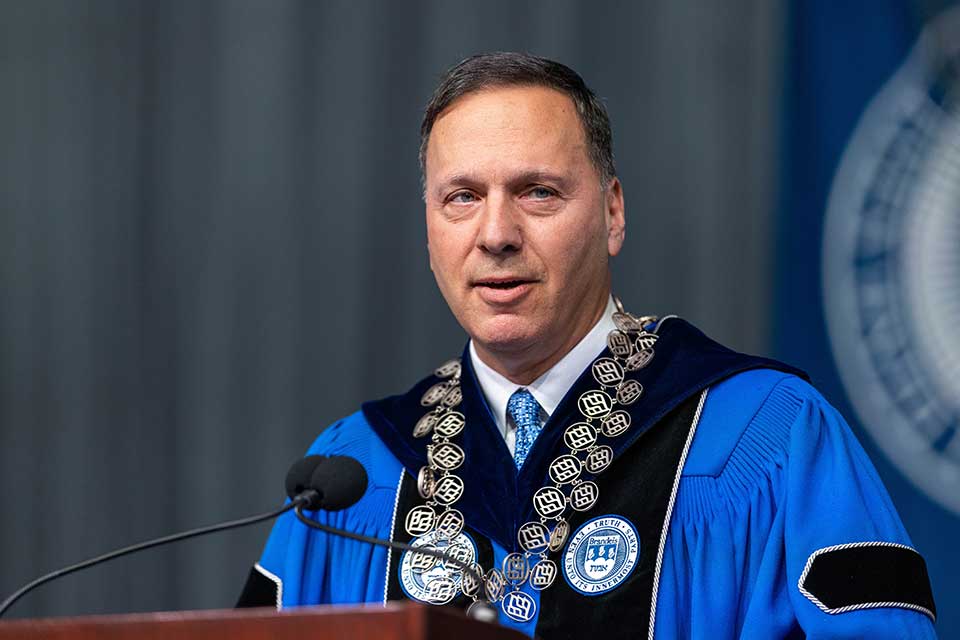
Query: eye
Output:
[[526, 186, 557, 199], [448, 190, 478, 204]]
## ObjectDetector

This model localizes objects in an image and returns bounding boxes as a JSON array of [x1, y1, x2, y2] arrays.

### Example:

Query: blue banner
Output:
[[777, 1, 959, 635]]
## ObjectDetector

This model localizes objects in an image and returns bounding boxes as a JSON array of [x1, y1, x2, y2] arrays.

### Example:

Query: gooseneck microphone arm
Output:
[[292, 505, 486, 590], [0, 493, 316, 619], [0, 455, 494, 621]]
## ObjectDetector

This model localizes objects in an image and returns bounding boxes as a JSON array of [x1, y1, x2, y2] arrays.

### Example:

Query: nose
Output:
[[476, 192, 522, 255]]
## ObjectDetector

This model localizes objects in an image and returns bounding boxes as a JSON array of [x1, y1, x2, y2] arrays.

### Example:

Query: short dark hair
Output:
[[419, 52, 616, 189]]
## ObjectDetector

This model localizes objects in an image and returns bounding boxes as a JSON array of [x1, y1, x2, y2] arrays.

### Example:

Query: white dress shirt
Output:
[[469, 296, 618, 455]]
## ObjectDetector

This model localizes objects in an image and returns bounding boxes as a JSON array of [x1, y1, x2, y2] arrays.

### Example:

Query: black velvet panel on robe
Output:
[[383, 390, 706, 640]]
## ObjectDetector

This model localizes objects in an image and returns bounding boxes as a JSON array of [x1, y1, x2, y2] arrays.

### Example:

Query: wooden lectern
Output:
[[0, 602, 528, 640]]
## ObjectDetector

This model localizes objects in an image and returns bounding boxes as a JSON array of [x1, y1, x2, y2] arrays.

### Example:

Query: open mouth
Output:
[[479, 280, 530, 289]]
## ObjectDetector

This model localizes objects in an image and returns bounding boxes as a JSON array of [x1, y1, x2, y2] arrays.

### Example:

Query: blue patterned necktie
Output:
[[508, 388, 543, 469]]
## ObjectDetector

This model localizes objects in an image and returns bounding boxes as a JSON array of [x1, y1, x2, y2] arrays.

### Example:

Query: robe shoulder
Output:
[[683, 367, 802, 477], [662, 368, 938, 639]]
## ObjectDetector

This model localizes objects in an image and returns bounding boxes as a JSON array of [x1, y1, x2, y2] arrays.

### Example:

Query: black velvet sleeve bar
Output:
[[800, 544, 936, 619], [236, 565, 280, 609]]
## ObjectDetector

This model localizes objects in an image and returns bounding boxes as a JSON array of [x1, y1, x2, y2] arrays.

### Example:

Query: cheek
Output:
[[429, 220, 477, 263], [426, 224, 471, 294], [544, 218, 607, 273], [427, 231, 455, 273], [426, 220, 450, 262]]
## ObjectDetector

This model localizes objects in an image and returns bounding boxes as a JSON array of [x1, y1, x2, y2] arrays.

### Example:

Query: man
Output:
[[238, 53, 937, 639]]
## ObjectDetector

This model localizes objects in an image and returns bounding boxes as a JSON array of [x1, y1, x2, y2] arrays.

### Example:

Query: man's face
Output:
[[424, 85, 625, 368]]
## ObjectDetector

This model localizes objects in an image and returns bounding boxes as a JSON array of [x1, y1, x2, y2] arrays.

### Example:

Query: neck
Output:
[[473, 290, 610, 386]]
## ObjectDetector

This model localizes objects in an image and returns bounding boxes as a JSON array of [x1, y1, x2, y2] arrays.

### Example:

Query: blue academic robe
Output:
[[247, 320, 936, 639]]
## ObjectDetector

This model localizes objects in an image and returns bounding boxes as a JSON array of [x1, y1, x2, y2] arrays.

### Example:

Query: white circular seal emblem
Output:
[[399, 531, 477, 604], [823, 6, 960, 515], [562, 515, 639, 596]]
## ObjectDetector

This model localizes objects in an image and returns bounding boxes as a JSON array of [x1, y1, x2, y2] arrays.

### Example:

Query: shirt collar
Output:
[[469, 296, 618, 439]]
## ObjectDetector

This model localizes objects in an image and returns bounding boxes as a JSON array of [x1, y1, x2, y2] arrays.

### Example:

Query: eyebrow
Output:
[[433, 170, 574, 199]]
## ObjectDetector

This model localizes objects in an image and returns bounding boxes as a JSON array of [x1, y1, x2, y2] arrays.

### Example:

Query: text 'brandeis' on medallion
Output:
[[562, 515, 640, 596]]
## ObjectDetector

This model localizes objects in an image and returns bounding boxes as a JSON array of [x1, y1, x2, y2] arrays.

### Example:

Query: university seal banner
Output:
[[777, 1, 960, 636]]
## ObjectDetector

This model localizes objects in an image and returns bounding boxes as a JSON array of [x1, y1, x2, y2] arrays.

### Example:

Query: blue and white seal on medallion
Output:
[[399, 530, 477, 605], [562, 515, 639, 596]]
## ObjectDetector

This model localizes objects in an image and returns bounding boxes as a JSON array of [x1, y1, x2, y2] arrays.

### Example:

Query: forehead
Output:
[[425, 85, 592, 183]]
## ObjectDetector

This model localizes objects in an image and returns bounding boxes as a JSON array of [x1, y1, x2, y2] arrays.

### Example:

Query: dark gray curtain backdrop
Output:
[[0, 0, 781, 618]]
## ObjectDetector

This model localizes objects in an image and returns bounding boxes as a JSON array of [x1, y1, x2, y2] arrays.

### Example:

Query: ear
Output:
[[604, 177, 626, 256]]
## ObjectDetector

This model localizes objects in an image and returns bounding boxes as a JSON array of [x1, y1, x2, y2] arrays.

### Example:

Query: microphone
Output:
[[0, 456, 337, 618], [285, 454, 327, 501], [292, 455, 368, 511]]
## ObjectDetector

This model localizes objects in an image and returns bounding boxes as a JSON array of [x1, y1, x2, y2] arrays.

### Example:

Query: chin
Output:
[[469, 315, 544, 355]]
